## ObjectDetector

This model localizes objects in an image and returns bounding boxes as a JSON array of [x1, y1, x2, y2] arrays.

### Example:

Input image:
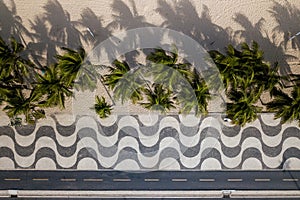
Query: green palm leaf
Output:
[[104, 60, 130, 90], [267, 86, 300, 125], [226, 88, 263, 126], [140, 83, 175, 113], [3, 89, 45, 124], [35, 65, 72, 109], [93, 96, 112, 118], [55, 47, 86, 87]]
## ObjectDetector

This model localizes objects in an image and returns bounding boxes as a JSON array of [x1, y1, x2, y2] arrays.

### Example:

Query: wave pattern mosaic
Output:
[[0, 114, 299, 170]]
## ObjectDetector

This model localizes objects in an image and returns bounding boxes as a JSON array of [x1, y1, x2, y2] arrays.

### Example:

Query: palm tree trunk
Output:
[[99, 75, 115, 105], [135, 68, 153, 94]]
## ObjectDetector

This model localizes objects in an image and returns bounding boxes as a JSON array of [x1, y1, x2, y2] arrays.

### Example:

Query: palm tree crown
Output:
[[94, 95, 112, 118]]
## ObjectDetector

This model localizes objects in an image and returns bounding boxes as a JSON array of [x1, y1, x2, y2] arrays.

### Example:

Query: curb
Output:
[[1, 190, 300, 198]]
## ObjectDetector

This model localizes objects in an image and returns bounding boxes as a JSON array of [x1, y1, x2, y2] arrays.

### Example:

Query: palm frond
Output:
[[140, 83, 175, 113], [93, 96, 112, 118]]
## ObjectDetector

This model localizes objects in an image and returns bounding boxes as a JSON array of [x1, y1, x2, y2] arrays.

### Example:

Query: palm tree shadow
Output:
[[156, 0, 236, 51], [79, 7, 119, 66], [108, 0, 156, 67], [270, 1, 300, 50], [108, 0, 153, 30], [43, 0, 83, 49], [80, 8, 112, 45], [28, 16, 60, 66], [1, 0, 298, 78], [0, 0, 31, 43], [156, 0, 299, 77], [27, 0, 84, 66], [234, 12, 294, 76]]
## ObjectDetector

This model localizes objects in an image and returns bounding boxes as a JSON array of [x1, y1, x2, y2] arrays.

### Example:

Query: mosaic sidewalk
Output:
[[0, 114, 299, 170]]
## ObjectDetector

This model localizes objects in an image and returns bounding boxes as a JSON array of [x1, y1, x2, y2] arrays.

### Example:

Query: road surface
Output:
[[0, 170, 299, 190]]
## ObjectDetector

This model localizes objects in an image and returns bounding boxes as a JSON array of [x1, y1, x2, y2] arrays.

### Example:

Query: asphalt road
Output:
[[0, 170, 299, 191]]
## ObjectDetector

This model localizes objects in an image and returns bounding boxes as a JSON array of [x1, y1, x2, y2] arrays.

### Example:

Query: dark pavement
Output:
[[0, 170, 299, 191]]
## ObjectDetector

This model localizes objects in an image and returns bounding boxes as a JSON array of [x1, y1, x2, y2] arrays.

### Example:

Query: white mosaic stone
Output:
[[179, 114, 200, 127], [35, 158, 56, 170], [77, 158, 98, 170], [0, 157, 14, 169], [242, 158, 262, 170], [200, 158, 221, 170], [138, 114, 159, 126], [159, 158, 180, 170], [283, 158, 300, 170], [260, 113, 281, 126], [114, 159, 140, 171], [55, 114, 76, 126]]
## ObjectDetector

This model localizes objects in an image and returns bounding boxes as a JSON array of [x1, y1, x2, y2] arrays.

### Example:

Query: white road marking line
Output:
[[32, 178, 49, 181], [199, 179, 215, 182], [255, 178, 270, 182], [4, 178, 20, 181], [83, 178, 103, 182], [283, 178, 299, 182], [144, 178, 160, 182], [60, 178, 76, 182], [172, 178, 187, 182], [227, 178, 243, 182], [113, 178, 131, 182]]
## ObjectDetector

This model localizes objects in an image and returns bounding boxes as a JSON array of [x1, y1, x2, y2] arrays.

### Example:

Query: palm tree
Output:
[[210, 42, 281, 93], [209, 41, 285, 125], [55, 47, 85, 86], [267, 86, 300, 125], [35, 65, 72, 109], [113, 72, 144, 104], [226, 88, 263, 126], [176, 75, 210, 116], [209, 43, 258, 91], [104, 59, 144, 104], [55, 46, 101, 92], [3, 88, 45, 124], [176, 85, 197, 115], [93, 95, 112, 118], [146, 47, 211, 116], [0, 36, 43, 124], [265, 63, 283, 90], [146, 47, 193, 85], [0, 36, 107, 124], [103, 60, 130, 90], [0, 36, 35, 89], [192, 78, 211, 116], [140, 83, 175, 113]]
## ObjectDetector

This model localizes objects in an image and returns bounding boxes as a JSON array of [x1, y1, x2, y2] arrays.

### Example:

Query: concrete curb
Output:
[[3, 190, 223, 198], [0, 190, 9, 198], [2, 190, 300, 198], [230, 190, 300, 198]]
